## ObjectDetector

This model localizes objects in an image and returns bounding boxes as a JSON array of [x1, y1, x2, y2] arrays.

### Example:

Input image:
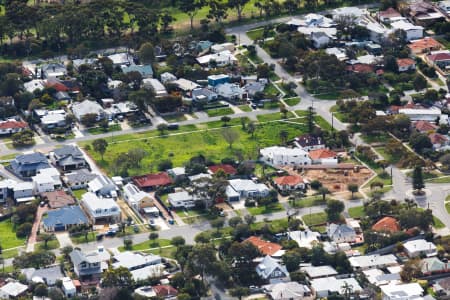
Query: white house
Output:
[[0, 281, 28, 299], [214, 83, 244, 100], [363, 269, 401, 287], [399, 108, 442, 121], [24, 79, 46, 93], [256, 256, 290, 283], [288, 230, 321, 249], [32, 168, 62, 194], [62, 277, 76, 298], [81, 192, 121, 224], [381, 283, 423, 300], [0, 179, 16, 202], [311, 277, 362, 298], [263, 282, 311, 300], [71, 100, 105, 122], [403, 239, 437, 258], [88, 175, 118, 198], [123, 183, 153, 210], [349, 254, 398, 271], [260, 146, 311, 166], [107, 53, 133, 66], [12, 181, 34, 201], [196, 50, 237, 66], [168, 191, 196, 209], [226, 179, 270, 201], [327, 223, 357, 243], [390, 20, 424, 41], [301, 265, 338, 279], [211, 42, 235, 53], [40, 110, 67, 129], [112, 251, 162, 271], [311, 32, 332, 48], [142, 78, 168, 97]]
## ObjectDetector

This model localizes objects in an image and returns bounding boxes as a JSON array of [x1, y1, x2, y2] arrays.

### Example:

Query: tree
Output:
[[11, 130, 34, 147], [229, 286, 250, 300], [247, 121, 256, 138], [92, 138, 108, 161], [244, 214, 256, 225], [178, 0, 205, 30], [409, 132, 432, 154], [129, 88, 155, 111], [279, 129, 288, 145], [439, 153, 450, 171], [280, 104, 288, 119], [221, 115, 231, 126], [171, 236, 186, 248], [40, 233, 55, 249], [228, 216, 243, 228], [102, 266, 134, 288], [347, 184, 358, 199], [207, 0, 228, 23], [187, 243, 217, 283], [413, 75, 427, 91], [221, 127, 239, 148], [138, 42, 154, 64], [228, 0, 250, 22], [400, 258, 422, 282], [412, 166, 425, 194], [149, 232, 159, 247], [325, 199, 344, 222], [318, 187, 330, 202], [310, 180, 322, 190], [123, 238, 133, 250], [34, 283, 48, 297], [384, 55, 398, 73], [211, 218, 225, 232], [307, 106, 315, 133]]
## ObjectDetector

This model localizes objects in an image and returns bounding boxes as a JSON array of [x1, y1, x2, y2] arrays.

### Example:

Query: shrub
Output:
[[16, 222, 32, 238]]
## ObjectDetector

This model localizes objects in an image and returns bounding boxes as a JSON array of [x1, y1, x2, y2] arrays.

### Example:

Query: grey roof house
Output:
[[88, 174, 118, 197], [71, 100, 105, 122], [9, 152, 50, 178], [70, 249, 103, 280], [256, 255, 290, 283], [21, 265, 64, 286], [122, 64, 153, 78], [64, 169, 97, 190], [42, 205, 89, 231], [52, 145, 87, 171], [327, 223, 357, 244]]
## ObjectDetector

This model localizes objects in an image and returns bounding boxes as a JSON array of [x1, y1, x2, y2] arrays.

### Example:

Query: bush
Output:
[[16, 222, 32, 238]]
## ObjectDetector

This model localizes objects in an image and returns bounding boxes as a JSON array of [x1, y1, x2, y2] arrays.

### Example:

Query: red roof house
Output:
[[427, 51, 450, 68], [152, 285, 178, 298], [0, 120, 28, 135], [372, 217, 401, 233], [414, 120, 437, 132], [274, 175, 305, 191], [244, 236, 282, 256], [309, 149, 338, 163], [132, 172, 173, 189], [408, 37, 443, 54], [346, 64, 374, 74], [208, 164, 237, 175], [397, 58, 416, 72], [429, 133, 448, 148]]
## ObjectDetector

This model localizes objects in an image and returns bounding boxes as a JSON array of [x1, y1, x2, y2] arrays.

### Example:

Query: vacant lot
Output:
[[0, 220, 26, 249], [206, 107, 234, 117]]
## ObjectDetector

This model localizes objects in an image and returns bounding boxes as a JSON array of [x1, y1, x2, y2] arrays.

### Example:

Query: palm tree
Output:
[[247, 121, 256, 138], [279, 130, 288, 145], [290, 190, 305, 207]]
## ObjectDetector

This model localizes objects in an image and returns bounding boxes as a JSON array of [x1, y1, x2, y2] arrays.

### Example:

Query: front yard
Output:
[[246, 203, 284, 216], [206, 107, 234, 117]]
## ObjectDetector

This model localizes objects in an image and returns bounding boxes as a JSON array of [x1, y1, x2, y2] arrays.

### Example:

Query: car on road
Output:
[[149, 219, 155, 226]]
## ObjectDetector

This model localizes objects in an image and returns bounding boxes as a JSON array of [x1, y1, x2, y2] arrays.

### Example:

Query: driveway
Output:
[[56, 232, 73, 248]]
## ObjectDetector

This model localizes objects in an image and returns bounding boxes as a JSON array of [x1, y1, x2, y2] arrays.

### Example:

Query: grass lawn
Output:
[[374, 147, 401, 164], [257, 111, 295, 122], [163, 114, 187, 123], [428, 176, 450, 184], [434, 216, 445, 229], [238, 105, 252, 112], [247, 203, 284, 216], [118, 238, 171, 252], [263, 100, 281, 109], [36, 239, 60, 251], [361, 133, 391, 144], [264, 83, 280, 97], [0, 220, 26, 249], [314, 115, 332, 131], [87, 124, 121, 135], [82, 119, 309, 176], [254, 163, 278, 177], [72, 189, 87, 200], [348, 206, 365, 218], [446, 202, 450, 214], [246, 27, 276, 41], [71, 231, 97, 244], [284, 97, 300, 106], [0, 248, 19, 259], [146, 246, 176, 259], [206, 107, 234, 117], [302, 212, 327, 226], [291, 196, 329, 208], [251, 218, 289, 233]]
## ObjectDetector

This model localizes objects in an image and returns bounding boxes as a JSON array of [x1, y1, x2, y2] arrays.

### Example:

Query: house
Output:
[[408, 37, 444, 54], [52, 145, 87, 171], [308, 149, 338, 164], [333, 6, 366, 20], [152, 285, 178, 299], [208, 74, 230, 87], [245, 236, 283, 256], [9, 152, 50, 178], [112, 251, 162, 271], [310, 276, 362, 298], [160, 72, 177, 84], [213, 83, 244, 100], [172, 78, 200, 93], [81, 192, 121, 224], [130, 265, 166, 281], [226, 179, 270, 201], [71, 100, 105, 122], [378, 8, 402, 23], [414, 120, 437, 133], [295, 134, 325, 151], [434, 277, 450, 295], [427, 50, 450, 70], [62, 277, 76, 298], [121, 64, 153, 78], [399, 108, 442, 121], [194, 40, 213, 56], [260, 146, 311, 166], [365, 21, 388, 43], [123, 183, 153, 210], [390, 20, 424, 41], [381, 283, 423, 300], [0, 179, 15, 202], [346, 63, 375, 74], [69, 249, 103, 280], [349, 254, 398, 271], [196, 50, 237, 66], [421, 257, 449, 275], [211, 42, 235, 53], [362, 269, 401, 287], [263, 282, 311, 300], [0, 281, 28, 299], [429, 132, 449, 149], [325, 47, 348, 61], [142, 78, 168, 97], [274, 175, 305, 191], [38, 110, 66, 130], [133, 172, 173, 190], [439, 0, 450, 14], [403, 239, 437, 257], [287, 13, 335, 28], [12, 182, 34, 202], [192, 88, 218, 104], [0, 120, 28, 135], [107, 53, 133, 66], [208, 164, 237, 176], [42, 63, 67, 78], [21, 265, 64, 286], [256, 255, 290, 283], [41, 190, 75, 208], [407, 0, 445, 25], [63, 169, 97, 190], [243, 81, 266, 98], [43, 205, 89, 231], [88, 175, 118, 198], [24, 79, 46, 93], [397, 58, 416, 72], [371, 216, 401, 233], [32, 168, 62, 193], [301, 265, 338, 279], [288, 230, 320, 249], [311, 31, 332, 48], [327, 223, 357, 243], [168, 191, 196, 209]]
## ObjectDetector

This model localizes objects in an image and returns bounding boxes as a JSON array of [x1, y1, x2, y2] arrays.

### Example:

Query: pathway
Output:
[[27, 205, 48, 252]]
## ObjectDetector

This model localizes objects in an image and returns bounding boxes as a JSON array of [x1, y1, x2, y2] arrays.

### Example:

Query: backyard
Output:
[[0, 220, 26, 249]]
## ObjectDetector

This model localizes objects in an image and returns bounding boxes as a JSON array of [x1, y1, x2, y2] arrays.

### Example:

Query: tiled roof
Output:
[[379, 7, 401, 18], [309, 149, 337, 159], [428, 52, 450, 62], [346, 64, 374, 73], [372, 217, 401, 233], [429, 133, 448, 144], [208, 164, 237, 175], [152, 285, 178, 297], [274, 175, 304, 186], [0, 120, 28, 130], [244, 236, 282, 256], [408, 37, 443, 52], [415, 120, 437, 132], [397, 58, 415, 67], [42, 190, 76, 208], [133, 172, 173, 188]]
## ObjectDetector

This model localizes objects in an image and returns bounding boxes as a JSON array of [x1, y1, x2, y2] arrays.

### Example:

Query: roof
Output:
[[427, 51, 450, 62], [42, 190, 75, 208], [10, 153, 50, 175], [53, 145, 83, 159], [172, 78, 200, 92], [415, 120, 437, 132], [121, 64, 153, 77], [256, 255, 288, 279], [372, 217, 401, 233], [123, 183, 151, 204], [404, 239, 437, 253], [263, 282, 310, 300], [21, 265, 64, 285], [301, 265, 338, 278], [260, 146, 309, 158], [228, 179, 269, 194], [409, 37, 443, 52], [72, 100, 104, 119], [43, 205, 88, 228], [208, 164, 237, 175], [429, 133, 448, 144], [391, 20, 424, 31], [142, 78, 167, 93], [328, 223, 356, 238], [379, 7, 401, 18], [130, 264, 165, 281], [349, 254, 398, 269], [196, 50, 237, 65], [81, 192, 120, 213], [133, 172, 173, 189], [380, 283, 423, 298], [88, 175, 117, 194], [421, 257, 448, 273], [112, 251, 161, 270], [288, 230, 320, 249], [397, 58, 415, 67], [152, 285, 178, 297], [346, 63, 374, 73], [0, 281, 28, 297], [64, 169, 97, 185], [245, 236, 282, 256], [309, 149, 337, 160], [0, 120, 28, 130], [310, 277, 362, 295], [274, 175, 304, 186]]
